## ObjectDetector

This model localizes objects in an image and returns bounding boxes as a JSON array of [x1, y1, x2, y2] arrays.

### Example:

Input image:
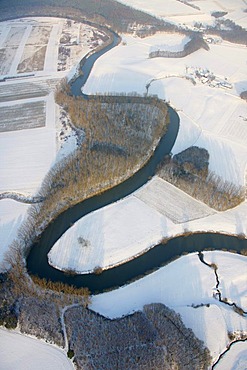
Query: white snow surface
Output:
[[0, 11, 247, 368], [84, 33, 247, 186], [48, 176, 247, 274], [48, 196, 167, 273], [215, 341, 247, 370], [149, 34, 190, 53], [118, 0, 245, 28], [0, 93, 56, 194], [0, 328, 73, 370], [0, 200, 29, 265], [90, 251, 247, 361], [0, 17, 98, 262]]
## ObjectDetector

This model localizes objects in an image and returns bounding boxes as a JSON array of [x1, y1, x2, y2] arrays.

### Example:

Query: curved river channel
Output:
[[27, 29, 247, 294]]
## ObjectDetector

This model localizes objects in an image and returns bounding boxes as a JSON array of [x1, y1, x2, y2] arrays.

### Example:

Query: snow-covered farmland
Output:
[[48, 196, 168, 274], [84, 32, 247, 186], [90, 251, 247, 361], [118, 0, 202, 19], [0, 17, 110, 266], [0, 99, 45, 132], [0, 78, 59, 102], [0, 328, 73, 370], [18, 45, 48, 73], [0, 47, 17, 75], [135, 177, 215, 223]]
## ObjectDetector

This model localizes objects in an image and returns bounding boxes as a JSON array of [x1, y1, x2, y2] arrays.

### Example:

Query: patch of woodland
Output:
[[32, 84, 168, 226], [0, 246, 212, 368], [203, 19, 247, 45], [149, 34, 209, 59], [64, 303, 211, 369], [0, 243, 90, 345], [0, 0, 175, 35], [158, 146, 245, 211], [240, 91, 247, 102]]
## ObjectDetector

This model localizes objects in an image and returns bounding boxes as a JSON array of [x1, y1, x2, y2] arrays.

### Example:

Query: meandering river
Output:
[[26, 27, 246, 294]]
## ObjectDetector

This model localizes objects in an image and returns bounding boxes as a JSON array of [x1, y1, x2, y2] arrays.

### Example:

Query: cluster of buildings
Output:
[[186, 66, 232, 89]]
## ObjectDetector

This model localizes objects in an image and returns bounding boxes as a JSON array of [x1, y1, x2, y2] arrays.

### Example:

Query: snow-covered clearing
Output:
[[118, 0, 201, 18], [0, 199, 29, 265], [3, 26, 26, 47], [0, 78, 59, 102], [84, 33, 247, 185], [214, 341, 247, 370], [48, 196, 168, 274], [0, 93, 56, 194], [90, 251, 247, 361], [135, 177, 215, 223], [55, 106, 78, 162], [48, 179, 247, 274], [25, 25, 52, 46], [0, 328, 73, 370], [118, 0, 245, 28], [149, 34, 190, 53]]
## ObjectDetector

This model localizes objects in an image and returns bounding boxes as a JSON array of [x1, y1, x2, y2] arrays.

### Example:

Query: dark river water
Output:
[[26, 28, 246, 294]]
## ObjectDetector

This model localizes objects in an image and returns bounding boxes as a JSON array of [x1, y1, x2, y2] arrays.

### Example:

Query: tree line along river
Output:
[[26, 26, 247, 294]]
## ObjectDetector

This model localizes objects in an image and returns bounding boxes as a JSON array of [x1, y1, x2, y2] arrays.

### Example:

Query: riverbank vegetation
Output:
[[33, 82, 168, 225], [158, 147, 245, 211]]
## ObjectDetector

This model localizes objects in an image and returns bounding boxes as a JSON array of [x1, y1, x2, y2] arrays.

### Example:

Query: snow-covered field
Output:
[[215, 341, 247, 370], [0, 199, 29, 265], [90, 251, 247, 362], [52, 18, 247, 274], [0, 17, 107, 261], [0, 6, 247, 368], [48, 175, 247, 274], [0, 99, 46, 132], [49, 196, 167, 273], [0, 93, 56, 194], [135, 177, 215, 223], [84, 32, 247, 185], [0, 328, 73, 370], [119, 0, 246, 28]]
